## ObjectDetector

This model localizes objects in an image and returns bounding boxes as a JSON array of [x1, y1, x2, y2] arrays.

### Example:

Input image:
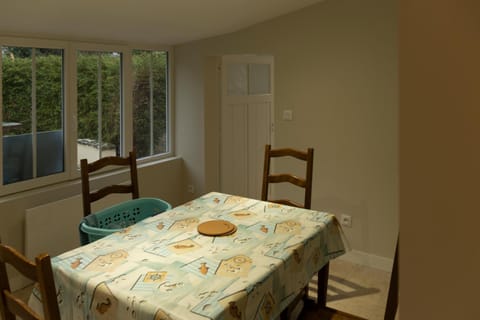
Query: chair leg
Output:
[[281, 262, 330, 319], [317, 262, 330, 307]]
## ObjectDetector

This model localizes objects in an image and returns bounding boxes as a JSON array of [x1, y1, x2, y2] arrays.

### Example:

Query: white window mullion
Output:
[[97, 53, 103, 159], [122, 49, 133, 156], [0, 48, 3, 184], [149, 52, 154, 156], [31, 48, 37, 178], [166, 52, 171, 155], [65, 45, 77, 179]]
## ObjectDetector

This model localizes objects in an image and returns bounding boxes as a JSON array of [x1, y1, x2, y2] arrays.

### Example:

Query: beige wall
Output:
[[175, 0, 398, 259], [0, 158, 184, 257], [400, 0, 480, 318]]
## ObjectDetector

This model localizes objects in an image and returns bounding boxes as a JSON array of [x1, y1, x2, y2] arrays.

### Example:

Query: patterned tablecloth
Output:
[[30, 192, 346, 320]]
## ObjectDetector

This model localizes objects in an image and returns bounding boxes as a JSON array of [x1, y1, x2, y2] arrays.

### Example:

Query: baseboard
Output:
[[338, 250, 393, 272]]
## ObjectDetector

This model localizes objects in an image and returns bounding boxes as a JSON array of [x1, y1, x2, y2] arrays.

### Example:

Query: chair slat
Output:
[[81, 151, 139, 217], [261, 144, 314, 209], [90, 185, 135, 203], [87, 156, 132, 172], [0, 240, 60, 320], [269, 148, 309, 160], [268, 174, 306, 187], [0, 245, 37, 280], [4, 291, 41, 320]]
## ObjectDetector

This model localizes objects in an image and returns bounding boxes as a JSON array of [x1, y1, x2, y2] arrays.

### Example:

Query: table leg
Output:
[[282, 261, 330, 319], [316, 262, 330, 307]]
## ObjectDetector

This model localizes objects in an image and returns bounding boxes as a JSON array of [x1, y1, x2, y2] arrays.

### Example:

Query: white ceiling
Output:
[[1, 0, 324, 45]]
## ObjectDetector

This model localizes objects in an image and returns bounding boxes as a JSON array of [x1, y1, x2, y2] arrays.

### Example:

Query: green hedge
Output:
[[2, 51, 167, 156]]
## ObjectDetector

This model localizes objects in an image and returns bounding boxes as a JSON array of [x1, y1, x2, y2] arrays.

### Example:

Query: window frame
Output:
[[127, 44, 173, 166], [0, 37, 70, 195], [0, 37, 173, 196], [71, 43, 127, 172]]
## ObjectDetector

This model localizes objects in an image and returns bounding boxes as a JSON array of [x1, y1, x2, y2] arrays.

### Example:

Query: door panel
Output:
[[220, 55, 274, 199], [247, 102, 271, 198], [220, 103, 248, 196]]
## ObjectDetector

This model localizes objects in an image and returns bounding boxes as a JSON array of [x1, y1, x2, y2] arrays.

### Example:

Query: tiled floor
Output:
[[13, 283, 33, 301], [14, 258, 397, 319], [302, 258, 398, 320]]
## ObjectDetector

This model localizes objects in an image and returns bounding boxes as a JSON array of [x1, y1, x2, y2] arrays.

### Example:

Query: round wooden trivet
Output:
[[197, 220, 237, 236]]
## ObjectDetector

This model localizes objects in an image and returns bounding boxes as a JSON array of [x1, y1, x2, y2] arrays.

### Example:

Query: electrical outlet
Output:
[[340, 214, 352, 228]]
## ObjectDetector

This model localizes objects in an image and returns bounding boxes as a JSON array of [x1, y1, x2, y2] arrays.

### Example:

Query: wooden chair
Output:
[[261, 144, 314, 209], [81, 150, 139, 217], [0, 240, 60, 320], [261, 144, 315, 319]]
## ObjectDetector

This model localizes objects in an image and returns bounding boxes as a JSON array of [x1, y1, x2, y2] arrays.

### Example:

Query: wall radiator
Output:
[[25, 194, 129, 260], [25, 195, 84, 260]]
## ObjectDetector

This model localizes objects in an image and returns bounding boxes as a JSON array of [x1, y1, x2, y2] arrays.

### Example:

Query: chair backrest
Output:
[[81, 150, 139, 217], [261, 144, 314, 209], [0, 241, 60, 320]]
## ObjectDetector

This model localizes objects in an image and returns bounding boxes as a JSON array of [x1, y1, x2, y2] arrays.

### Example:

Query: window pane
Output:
[[152, 52, 168, 155], [77, 51, 121, 165], [132, 50, 168, 158], [36, 48, 64, 178], [227, 63, 247, 96], [248, 63, 271, 95], [2, 46, 64, 185]]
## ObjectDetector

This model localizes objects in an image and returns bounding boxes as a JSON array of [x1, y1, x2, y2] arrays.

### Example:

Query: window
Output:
[[1, 46, 64, 185], [0, 38, 172, 194], [132, 50, 169, 158], [77, 50, 121, 164]]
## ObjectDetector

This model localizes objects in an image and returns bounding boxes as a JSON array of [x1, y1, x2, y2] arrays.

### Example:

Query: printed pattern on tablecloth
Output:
[[30, 191, 346, 320]]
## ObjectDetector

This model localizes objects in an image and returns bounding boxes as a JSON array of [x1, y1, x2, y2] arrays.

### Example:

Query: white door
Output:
[[220, 55, 274, 199]]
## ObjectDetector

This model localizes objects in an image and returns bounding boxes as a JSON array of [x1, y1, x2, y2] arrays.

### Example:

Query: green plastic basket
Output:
[[79, 197, 171, 245]]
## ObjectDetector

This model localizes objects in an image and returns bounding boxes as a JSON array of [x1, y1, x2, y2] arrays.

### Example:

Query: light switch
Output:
[[283, 110, 293, 121]]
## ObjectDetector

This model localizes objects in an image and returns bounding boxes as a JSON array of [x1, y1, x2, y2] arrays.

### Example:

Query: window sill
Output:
[[0, 156, 182, 203]]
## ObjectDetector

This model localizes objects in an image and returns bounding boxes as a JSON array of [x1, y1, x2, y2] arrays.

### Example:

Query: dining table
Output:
[[29, 192, 347, 320]]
